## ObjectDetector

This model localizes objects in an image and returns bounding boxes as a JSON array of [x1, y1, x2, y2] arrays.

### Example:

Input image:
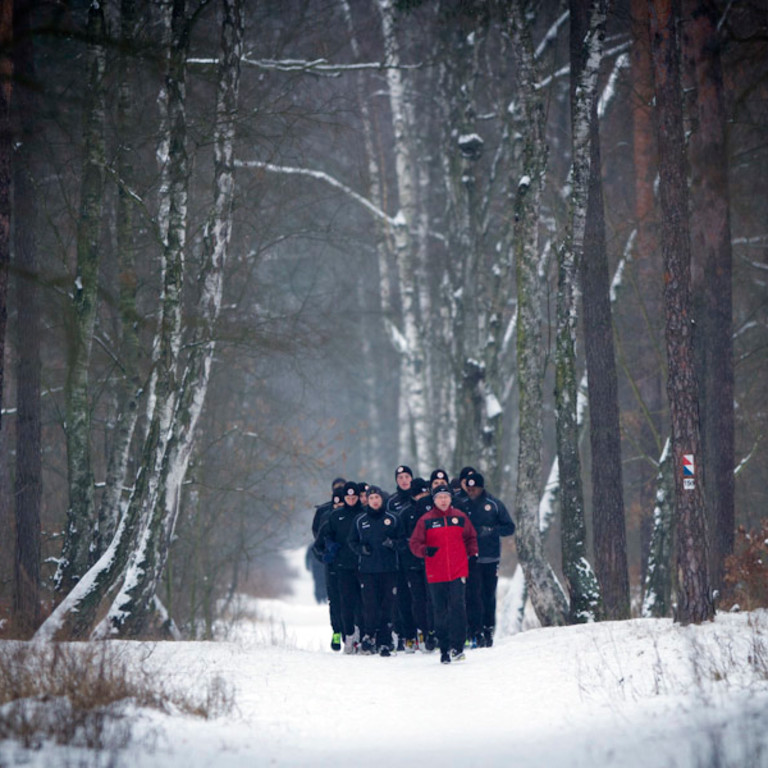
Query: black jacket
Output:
[[348, 507, 402, 573], [322, 502, 364, 570], [397, 496, 432, 570], [386, 488, 414, 518], [464, 491, 516, 563]]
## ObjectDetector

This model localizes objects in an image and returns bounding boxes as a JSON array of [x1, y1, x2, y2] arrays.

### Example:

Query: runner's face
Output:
[[396, 473, 412, 491], [368, 493, 383, 510], [433, 492, 452, 511], [344, 493, 358, 506]]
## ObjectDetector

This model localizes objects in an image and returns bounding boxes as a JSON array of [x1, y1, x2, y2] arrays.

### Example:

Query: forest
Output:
[[0, 0, 766, 639]]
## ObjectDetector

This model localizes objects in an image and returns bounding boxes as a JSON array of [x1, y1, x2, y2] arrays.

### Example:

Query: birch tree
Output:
[[649, 0, 713, 625], [36, 0, 244, 640]]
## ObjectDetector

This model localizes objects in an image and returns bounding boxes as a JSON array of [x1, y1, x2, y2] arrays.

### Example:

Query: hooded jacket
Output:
[[409, 504, 478, 583]]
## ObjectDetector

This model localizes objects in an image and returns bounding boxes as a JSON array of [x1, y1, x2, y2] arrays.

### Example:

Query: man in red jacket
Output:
[[409, 484, 478, 663]]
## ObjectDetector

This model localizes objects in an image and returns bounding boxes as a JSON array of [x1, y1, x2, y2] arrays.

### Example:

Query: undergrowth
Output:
[[0, 641, 234, 752]]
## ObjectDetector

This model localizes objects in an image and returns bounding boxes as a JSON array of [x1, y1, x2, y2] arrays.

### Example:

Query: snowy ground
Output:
[[2, 548, 768, 767]]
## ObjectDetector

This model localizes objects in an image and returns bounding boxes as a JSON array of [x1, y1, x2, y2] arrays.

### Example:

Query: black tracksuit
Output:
[[464, 490, 516, 638], [398, 495, 434, 637], [311, 500, 342, 635], [348, 507, 402, 650], [322, 500, 364, 639], [386, 489, 418, 641]]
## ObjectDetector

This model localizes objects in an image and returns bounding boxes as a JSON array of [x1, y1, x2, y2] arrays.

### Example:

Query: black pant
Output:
[[466, 560, 499, 636], [337, 567, 361, 638], [428, 578, 467, 654], [406, 568, 433, 635], [395, 569, 416, 640], [326, 566, 342, 633], [359, 571, 398, 649]]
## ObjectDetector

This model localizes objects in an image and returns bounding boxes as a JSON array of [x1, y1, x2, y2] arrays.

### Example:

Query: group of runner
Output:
[[311, 464, 515, 664]]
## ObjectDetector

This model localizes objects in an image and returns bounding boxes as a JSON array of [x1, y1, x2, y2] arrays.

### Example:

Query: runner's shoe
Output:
[[451, 649, 466, 662], [440, 651, 451, 664]]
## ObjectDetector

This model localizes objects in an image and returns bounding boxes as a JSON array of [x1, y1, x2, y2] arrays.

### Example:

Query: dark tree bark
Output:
[[649, 0, 713, 625], [0, 0, 11, 432], [631, 0, 666, 607], [578, 8, 630, 621], [509, 0, 569, 627], [57, 0, 107, 594], [682, 0, 735, 598], [12, 0, 42, 637]]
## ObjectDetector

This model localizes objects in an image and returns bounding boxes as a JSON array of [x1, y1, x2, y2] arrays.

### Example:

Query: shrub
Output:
[[0, 641, 234, 751], [722, 519, 768, 611]]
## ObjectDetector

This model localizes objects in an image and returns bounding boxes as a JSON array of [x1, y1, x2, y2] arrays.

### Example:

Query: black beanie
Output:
[[343, 481, 360, 499], [332, 476, 346, 490], [410, 477, 430, 497], [430, 468, 449, 485], [459, 466, 477, 481], [466, 472, 484, 490], [395, 465, 414, 480], [431, 484, 452, 498], [367, 485, 385, 499]]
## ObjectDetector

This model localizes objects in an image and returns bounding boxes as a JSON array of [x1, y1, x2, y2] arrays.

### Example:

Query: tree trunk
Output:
[[579, 2, 630, 621], [556, 0, 604, 623], [630, 0, 664, 602], [56, 1, 107, 595], [106, 0, 242, 638], [509, 0, 568, 627], [376, 0, 431, 467], [642, 438, 675, 617], [649, 0, 713, 625], [0, 0, 9, 435], [682, 0, 735, 599], [96, 0, 143, 556], [12, 0, 42, 637]]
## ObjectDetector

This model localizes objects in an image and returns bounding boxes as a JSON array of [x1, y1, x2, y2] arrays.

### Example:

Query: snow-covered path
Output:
[[2, 548, 768, 767]]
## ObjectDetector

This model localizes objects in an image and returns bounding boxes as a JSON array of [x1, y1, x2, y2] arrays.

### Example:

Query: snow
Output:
[[3, 547, 768, 767]]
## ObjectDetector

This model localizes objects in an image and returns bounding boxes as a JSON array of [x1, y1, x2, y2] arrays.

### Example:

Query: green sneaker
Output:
[[331, 632, 342, 651]]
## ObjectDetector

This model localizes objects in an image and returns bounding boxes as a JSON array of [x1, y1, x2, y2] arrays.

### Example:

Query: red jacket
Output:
[[409, 505, 478, 583]]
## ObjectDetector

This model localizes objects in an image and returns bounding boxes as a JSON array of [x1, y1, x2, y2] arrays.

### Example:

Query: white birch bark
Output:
[[105, 0, 243, 637], [376, 0, 431, 467]]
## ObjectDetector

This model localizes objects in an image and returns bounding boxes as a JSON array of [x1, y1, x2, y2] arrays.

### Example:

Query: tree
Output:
[[12, 0, 41, 636], [577, 0, 629, 621], [682, 0, 735, 598], [508, 0, 568, 628], [649, 0, 713, 625], [55, 0, 106, 595]]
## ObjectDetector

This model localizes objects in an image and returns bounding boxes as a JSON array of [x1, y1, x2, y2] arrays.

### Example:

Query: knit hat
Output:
[[410, 477, 430, 497], [431, 484, 452, 498], [466, 472, 484, 490], [343, 481, 360, 499], [395, 465, 414, 480], [367, 485, 384, 499], [430, 468, 449, 485], [332, 476, 346, 490], [459, 466, 477, 481]]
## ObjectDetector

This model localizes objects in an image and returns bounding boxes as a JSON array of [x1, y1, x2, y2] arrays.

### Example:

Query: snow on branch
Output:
[[235, 159, 396, 226], [188, 55, 421, 76]]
